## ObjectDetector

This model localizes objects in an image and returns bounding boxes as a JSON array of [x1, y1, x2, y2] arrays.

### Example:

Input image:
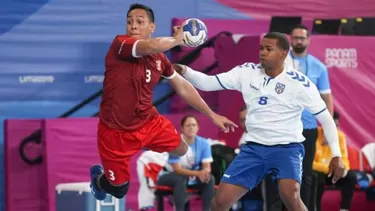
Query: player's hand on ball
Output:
[[328, 156, 345, 183], [172, 25, 184, 45], [211, 113, 238, 133], [173, 64, 186, 75]]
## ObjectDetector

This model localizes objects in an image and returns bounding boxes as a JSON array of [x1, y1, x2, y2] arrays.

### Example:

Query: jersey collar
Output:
[[260, 64, 287, 79]]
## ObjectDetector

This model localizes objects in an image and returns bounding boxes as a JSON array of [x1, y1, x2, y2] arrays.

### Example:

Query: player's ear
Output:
[[150, 22, 156, 33], [281, 50, 287, 58]]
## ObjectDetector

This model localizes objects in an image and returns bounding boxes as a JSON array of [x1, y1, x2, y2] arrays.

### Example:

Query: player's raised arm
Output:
[[115, 4, 185, 60], [135, 26, 184, 57], [173, 63, 250, 92], [115, 26, 184, 60]]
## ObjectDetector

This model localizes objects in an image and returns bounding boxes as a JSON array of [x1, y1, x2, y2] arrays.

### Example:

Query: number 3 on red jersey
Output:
[[145, 69, 151, 83]]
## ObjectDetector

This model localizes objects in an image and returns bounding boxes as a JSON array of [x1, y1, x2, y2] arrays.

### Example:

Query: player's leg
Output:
[[90, 122, 141, 200], [143, 115, 188, 156], [264, 174, 284, 211], [269, 143, 307, 211], [278, 179, 306, 211], [300, 128, 318, 209], [169, 138, 188, 156], [211, 143, 267, 211]]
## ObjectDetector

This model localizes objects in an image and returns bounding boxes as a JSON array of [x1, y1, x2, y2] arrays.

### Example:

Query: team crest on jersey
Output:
[[275, 82, 286, 94], [156, 60, 162, 71]]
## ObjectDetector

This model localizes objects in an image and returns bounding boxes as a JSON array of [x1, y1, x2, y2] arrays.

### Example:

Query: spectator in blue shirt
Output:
[[266, 24, 334, 211], [157, 115, 215, 211]]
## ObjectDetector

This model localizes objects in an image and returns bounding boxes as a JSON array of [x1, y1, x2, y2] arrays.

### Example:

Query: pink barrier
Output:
[[44, 118, 101, 211], [4, 113, 219, 211], [307, 36, 375, 148], [4, 120, 48, 211]]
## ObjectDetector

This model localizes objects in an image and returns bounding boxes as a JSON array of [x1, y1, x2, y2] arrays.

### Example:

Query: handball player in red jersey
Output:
[[89, 3, 238, 200]]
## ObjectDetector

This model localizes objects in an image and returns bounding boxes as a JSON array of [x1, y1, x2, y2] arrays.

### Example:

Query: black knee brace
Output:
[[99, 175, 130, 199]]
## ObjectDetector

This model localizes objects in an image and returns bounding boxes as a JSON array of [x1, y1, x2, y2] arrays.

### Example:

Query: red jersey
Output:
[[99, 35, 176, 131]]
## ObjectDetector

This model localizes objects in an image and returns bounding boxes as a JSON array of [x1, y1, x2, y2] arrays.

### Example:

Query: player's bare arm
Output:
[[135, 26, 184, 56], [168, 73, 237, 132]]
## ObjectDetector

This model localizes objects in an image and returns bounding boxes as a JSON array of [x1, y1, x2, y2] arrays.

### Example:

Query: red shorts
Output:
[[97, 115, 181, 185]]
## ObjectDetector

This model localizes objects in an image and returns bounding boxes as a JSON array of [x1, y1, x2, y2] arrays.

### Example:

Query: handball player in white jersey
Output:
[[173, 32, 345, 211]]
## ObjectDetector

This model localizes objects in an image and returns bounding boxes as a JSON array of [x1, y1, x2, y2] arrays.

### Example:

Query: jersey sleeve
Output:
[[215, 62, 252, 91], [199, 139, 213, 163], [167, 155, 181, 164], [113, 35, 140, 60], [297, 78, 327, 115], [316, 66, 331, 94], [161, 54, 177, 80]]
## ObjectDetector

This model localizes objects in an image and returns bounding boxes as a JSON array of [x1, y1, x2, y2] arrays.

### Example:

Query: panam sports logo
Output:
[[325, 48, 358, 69]]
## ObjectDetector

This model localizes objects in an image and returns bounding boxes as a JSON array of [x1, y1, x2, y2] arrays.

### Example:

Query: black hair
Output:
[[181, 115, 199, 127], [127, 3, 155, 23], [263, 32, 290, 51], [290, 24, 310, 37]]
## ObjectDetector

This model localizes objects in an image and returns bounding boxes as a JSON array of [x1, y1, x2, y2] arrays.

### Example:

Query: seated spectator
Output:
[[313, 111, 357, 211], [157, 115, 215, 211]]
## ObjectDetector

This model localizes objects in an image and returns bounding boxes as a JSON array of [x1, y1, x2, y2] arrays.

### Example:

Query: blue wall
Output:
[[0, 0, 250, 210]]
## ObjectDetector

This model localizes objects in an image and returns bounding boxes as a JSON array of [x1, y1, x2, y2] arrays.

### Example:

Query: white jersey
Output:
[[215, 62, 326, 145]]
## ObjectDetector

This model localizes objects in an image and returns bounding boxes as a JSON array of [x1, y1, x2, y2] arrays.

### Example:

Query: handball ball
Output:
[[182, 18, 208, 47]]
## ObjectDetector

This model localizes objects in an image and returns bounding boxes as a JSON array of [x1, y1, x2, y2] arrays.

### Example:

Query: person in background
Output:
[[157, 115, 215, 211], [313, 111, 357, 211]]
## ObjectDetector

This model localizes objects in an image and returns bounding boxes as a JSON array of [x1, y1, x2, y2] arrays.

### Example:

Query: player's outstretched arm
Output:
[[169, 73, 238, 132], [173, 63, 245, 92], [173, 64, 224, 91], [136, 26, 184, 56]]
